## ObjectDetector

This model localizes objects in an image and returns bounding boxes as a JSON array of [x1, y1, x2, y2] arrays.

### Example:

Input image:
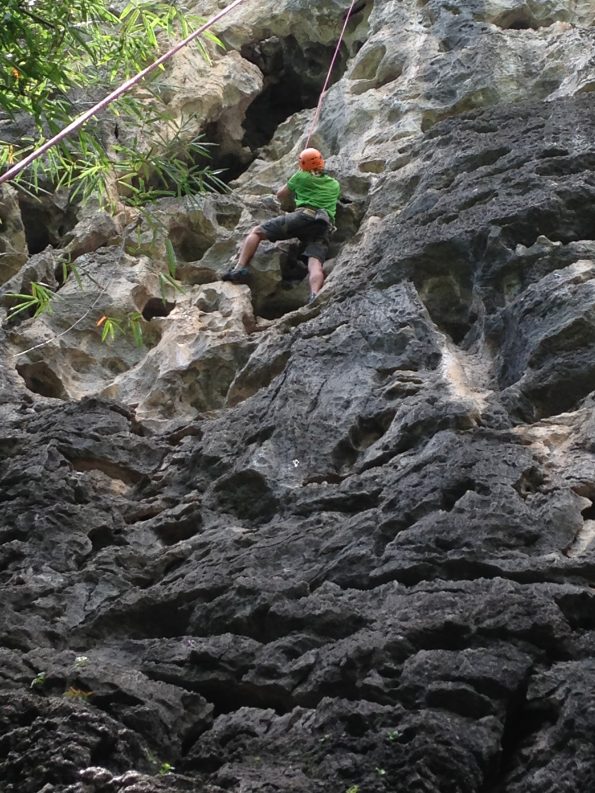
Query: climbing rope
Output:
[[3, 0, 358, 361], [0, 0, 251, 187], [304, 0, 358, 148], [0, 0, 360, 183]]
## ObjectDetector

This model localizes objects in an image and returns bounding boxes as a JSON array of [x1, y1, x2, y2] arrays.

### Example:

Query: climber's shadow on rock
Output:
[[278, 243, 309, 287]]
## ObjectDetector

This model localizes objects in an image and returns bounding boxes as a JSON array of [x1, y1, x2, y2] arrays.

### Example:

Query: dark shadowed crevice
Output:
[[554, 591, 595, 630], [491, 9, 569, 31], [142, 298, 176, 320], [169, 223, 216, 262], [215, 204, 242, 230], [123, 504, 165, 524], [187, 681, 292, 720], [240, 69, 310, 152], [240, 35, 348, 152], [513, 467, 545, 499], [83, 601, 194, 642], [440, 478, 477, 511], [17, 195, 76, 255], [331, 408, 398, 475], [499, 199, 595, 249], [67, 457, 145, 485], [418, 273, 477, 342], [524, 366, 595, 422], [16, 361, 67, 399], [257, 293, 307, 320], [212, 470, 278, 524], [494, 13, 538, 30], [89, 733, 119, 766], [20, 203, 49, 254], [479, 674, 560, 793], [88, 525, 116, 552], [202, 34, 352, 183], [154, 514, 202, 545]]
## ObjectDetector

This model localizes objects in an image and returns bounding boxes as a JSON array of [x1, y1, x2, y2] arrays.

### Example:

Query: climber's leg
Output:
[[307, 256, 324, 300]]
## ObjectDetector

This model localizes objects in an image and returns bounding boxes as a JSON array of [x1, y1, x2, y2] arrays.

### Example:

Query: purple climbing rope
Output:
[[305, 0, 358, 148]]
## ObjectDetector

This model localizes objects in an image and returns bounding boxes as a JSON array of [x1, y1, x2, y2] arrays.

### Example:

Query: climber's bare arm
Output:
[[276, 184, 295, 209]]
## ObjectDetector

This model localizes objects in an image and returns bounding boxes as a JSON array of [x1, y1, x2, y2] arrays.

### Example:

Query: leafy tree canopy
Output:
[[0, 0, 224, 205]]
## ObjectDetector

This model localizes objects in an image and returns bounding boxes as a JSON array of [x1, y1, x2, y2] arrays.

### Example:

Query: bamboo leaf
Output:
[[164, 238, 178, 278]]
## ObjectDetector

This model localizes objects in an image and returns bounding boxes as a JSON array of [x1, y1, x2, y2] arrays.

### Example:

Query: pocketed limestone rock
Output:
[[0, 185, 27, 283], [1, 2, 595, 793]]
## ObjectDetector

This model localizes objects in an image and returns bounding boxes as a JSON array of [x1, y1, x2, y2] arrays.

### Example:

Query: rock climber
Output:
[[222, 148, 341, 303]]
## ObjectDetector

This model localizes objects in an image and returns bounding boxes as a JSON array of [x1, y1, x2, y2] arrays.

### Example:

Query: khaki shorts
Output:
[[260, 209, 332, 263]]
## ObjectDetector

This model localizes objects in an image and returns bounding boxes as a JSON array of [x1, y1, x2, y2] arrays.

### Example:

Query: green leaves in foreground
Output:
[[6, 282, 55, 318], [61, 116, 229, 209], [0, 0, 225, 206], [30, 672, 47, 689], [1, 2, 223, 343], [0, 0, 222, 120], [96, 315, 124, 343], [5, 232, 182, 347], [97, 311, 145, 347], [159, 238, 185, 303]]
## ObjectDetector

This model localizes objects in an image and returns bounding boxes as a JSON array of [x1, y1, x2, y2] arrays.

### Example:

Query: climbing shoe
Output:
[[222, 266, 250, 283], [308, 292, 318, 304]]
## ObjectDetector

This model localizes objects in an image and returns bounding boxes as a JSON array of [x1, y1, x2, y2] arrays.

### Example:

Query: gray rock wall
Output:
[[1, 1, 595, 792]]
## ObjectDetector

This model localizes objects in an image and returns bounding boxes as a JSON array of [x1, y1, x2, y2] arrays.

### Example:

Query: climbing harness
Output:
[[0, 0, 251, 187], [304, 0, 358, 147]]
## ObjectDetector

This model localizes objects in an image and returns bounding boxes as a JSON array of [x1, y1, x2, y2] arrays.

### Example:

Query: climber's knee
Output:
[[249, 225, 268, 240]]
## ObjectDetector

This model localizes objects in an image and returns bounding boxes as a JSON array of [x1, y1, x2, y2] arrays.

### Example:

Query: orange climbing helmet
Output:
[[299, 148, 325, 172]]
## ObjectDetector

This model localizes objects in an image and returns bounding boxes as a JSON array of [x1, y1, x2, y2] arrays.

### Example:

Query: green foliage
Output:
[[0, 0, 225, 206], [159, 238, 185, 302], [97, 314, 124, 343], [1, 2, 227, 344], [97, 311, 146, 347], [64, 686, 93, 700], [30, 671, 47, 688], [159, 762, 175, 775], [6, 281, 55, 318], [0, 0, 221, 118], [346, 786, 360, 793], [61, 257, 84, 291], [58, 115, 228, 209], [110, 118, 228, 207], [128, 311, 144, 347]]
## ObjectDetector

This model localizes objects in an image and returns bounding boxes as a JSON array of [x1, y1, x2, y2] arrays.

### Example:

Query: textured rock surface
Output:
[[0, 185, 28, 281], [1, 1, 595, 792]]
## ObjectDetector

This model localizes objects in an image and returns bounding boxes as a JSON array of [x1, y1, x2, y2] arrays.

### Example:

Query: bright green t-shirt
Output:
[[286, 170, 341, 221]]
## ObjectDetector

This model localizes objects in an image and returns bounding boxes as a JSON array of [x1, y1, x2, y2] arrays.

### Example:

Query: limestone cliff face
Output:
[[1, 2, 595, 792]]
